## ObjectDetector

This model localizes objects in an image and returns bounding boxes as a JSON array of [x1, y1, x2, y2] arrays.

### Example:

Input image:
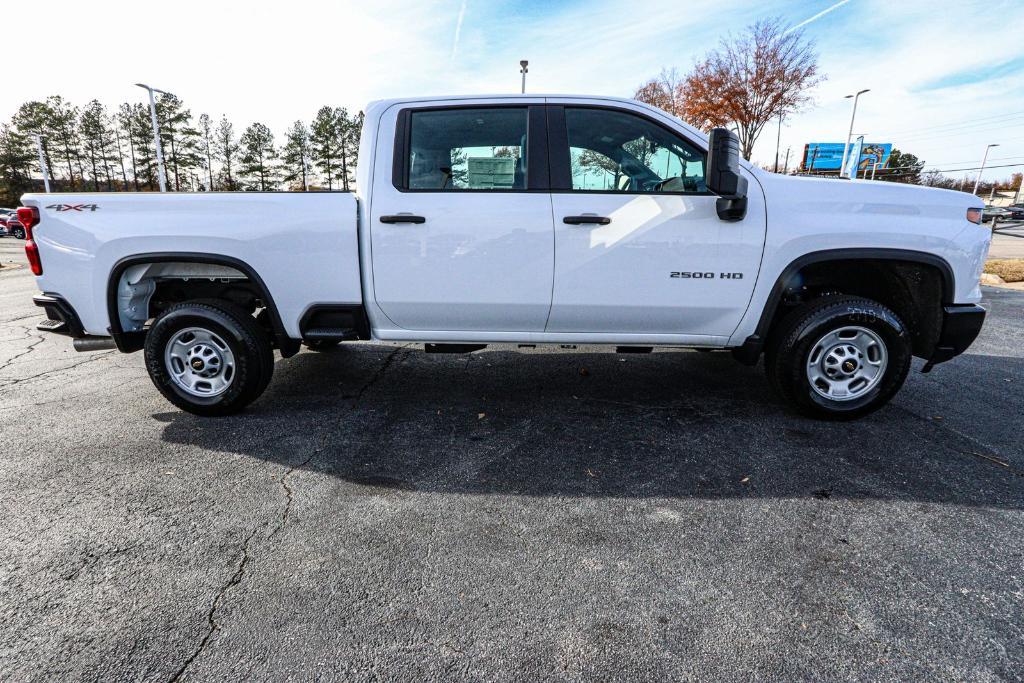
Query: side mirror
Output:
[[706, 127, 748, 222]]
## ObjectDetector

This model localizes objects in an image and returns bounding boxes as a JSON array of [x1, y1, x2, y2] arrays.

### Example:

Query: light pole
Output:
[[29, 133, 50, 193], [839, 89, 870, 178], [972, 143, 999, 196], [136, 83, 169, 192], [519, 60, 528, 94], [773, 113, 783, 173], [783, 146, 791, 174]]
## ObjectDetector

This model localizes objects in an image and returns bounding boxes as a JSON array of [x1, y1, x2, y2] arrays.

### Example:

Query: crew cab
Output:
[[18, 94, 991, 419]]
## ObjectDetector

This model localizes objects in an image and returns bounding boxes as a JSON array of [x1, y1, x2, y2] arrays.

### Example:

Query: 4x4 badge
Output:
[[45, 203, 99, 212]]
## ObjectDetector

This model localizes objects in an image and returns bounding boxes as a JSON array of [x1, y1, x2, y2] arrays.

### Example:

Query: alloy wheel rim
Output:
[[164, 327, 236, 398], [806, 325, 888, 402]]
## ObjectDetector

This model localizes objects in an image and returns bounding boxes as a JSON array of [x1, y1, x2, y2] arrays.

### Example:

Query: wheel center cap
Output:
[[842, 360, 856, 373], [191, 358, 205, 371]]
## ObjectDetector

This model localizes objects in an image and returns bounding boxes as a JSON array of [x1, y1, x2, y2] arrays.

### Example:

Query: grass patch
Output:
[[985, 259, 1024, 283]]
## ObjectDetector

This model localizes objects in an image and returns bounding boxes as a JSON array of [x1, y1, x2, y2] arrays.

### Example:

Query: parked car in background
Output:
[[1003, 205, 1024, 221], [981, 205, 1012, 223], [2, 217, 25, 239], [0, 208, 14, 236]]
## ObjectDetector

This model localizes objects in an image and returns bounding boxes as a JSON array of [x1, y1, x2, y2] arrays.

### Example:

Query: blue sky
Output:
[[5, 0, 1024, 184]]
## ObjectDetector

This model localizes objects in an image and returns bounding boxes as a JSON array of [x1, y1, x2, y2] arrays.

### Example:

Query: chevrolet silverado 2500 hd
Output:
[[18, 94, 990, 418]]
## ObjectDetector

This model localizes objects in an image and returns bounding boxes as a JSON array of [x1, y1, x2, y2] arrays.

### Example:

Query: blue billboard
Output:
[[802, 142, 893, 173]]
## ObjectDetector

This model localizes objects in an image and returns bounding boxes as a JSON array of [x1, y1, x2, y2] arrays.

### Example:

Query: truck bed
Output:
[[21, 192, 361, 339]]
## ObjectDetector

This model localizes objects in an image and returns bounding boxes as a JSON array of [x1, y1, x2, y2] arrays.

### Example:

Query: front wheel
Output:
[[11, 226, 25, 239], [144, 300, 274, 416], [765, 295, 912, 420]]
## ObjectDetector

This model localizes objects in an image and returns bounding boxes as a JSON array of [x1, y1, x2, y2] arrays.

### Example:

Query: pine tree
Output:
[[117, 103, 141, 191], [281, 120, 311, 190], [0, 125, 35, 205], [344, 110, 363, 191], [239, 122, 278, 191], [214, 116, 240, 191], [199, 114, 215, 190], [12, 101, 59, 189], [46, 96, 82, 189], [156, 93, 202, 191], [79, 100, 111, 191], [310, 106, 340, 190]]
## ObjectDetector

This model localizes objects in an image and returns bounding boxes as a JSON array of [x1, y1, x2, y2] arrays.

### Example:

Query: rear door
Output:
[[369, 102, 554, 332], [545, 102, 766, 337]]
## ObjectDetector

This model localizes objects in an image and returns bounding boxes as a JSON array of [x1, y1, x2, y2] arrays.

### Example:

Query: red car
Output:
[[0, 211, 26, 239]]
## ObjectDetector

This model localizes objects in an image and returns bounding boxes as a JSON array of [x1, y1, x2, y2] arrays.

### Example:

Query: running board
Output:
[[303, 327, 360, 342], [425, 343, 487, 354]]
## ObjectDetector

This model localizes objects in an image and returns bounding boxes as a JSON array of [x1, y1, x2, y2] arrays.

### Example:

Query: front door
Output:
[[370, 104, 553, 332], [545, 104, 766, 338]]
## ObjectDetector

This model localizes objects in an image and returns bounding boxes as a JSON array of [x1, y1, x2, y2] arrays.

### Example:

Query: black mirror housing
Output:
[[706, 128, 748, 222]]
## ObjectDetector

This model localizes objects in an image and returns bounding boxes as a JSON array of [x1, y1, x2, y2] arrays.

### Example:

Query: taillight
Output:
[[17, 206, 38, 230], [17, 207, 42, 276], [966, 207, 983, 225]]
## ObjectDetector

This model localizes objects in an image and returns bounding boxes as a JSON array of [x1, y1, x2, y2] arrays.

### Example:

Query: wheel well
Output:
[[106, 256, 299, 356], [764, 258, 946, 359]]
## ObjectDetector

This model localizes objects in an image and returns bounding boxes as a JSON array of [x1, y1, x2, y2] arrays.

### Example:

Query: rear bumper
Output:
[[33, 294, 86, 338], [923, 304, 986, 371]]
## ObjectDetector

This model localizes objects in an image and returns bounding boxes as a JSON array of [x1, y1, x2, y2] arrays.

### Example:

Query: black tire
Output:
[[304, 339, 341, 352], [144, 299, 274, 416], [764, 295, 912, 420], [11, 227, 25, 239]]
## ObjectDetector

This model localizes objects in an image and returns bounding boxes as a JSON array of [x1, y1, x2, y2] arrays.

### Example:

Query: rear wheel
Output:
[[765, 295, 912, 420], [144, 300, 274, 416]]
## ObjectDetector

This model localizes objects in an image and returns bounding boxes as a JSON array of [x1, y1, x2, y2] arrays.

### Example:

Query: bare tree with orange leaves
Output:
[[636, 19, 823, 160]]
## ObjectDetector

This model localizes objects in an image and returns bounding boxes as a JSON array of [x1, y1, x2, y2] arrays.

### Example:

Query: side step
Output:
[[425, 343, 487, 354], [36, 318, 67, 333], [303, 327, 360, 343]]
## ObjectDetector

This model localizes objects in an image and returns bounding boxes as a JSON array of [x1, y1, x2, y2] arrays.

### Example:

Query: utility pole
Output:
[[972, 143, 999, 196], [783, 146, 791, 174], [773, 113, 783, 173], [1015, 174, 1022, 204], [839, 89, 870, 179], [519, 60, 529, 93], [29, 133, 51, 193], [135, 83, 169, 192]]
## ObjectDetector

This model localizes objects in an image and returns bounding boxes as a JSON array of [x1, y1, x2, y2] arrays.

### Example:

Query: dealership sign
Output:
[[802, 142, 893, 172]]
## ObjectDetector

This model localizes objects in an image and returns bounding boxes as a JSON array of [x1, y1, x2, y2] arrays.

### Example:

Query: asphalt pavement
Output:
[[1, 237, 1022, 681]]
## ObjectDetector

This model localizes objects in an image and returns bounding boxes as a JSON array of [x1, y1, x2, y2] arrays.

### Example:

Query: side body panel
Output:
[[727, 172, 991, 347], [366, 99, 555, 332], [21, 192, 360, 338], [545, 97, 766, 337]]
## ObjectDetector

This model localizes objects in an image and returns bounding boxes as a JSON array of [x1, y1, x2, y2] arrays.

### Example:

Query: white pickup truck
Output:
[[18, 94, 990, 419]]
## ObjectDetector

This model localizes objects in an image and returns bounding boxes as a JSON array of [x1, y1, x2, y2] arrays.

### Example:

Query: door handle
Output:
[[563, 215, 611, 225], [380, 214, 426, 224]]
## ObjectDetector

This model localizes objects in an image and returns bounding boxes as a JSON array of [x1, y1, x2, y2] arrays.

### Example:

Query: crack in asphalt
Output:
[[171, 344, 412, 679], [0, 351, 115, 391], [270, 344, 411, 539], [169, 523, 263, 683], [0, 325, 47, 376]]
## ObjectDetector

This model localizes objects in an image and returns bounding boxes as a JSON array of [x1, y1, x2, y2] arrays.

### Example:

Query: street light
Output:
[[972, 143, 999, 196], [839, 89, 870, 178], [29, 133, 50, 193], [136, 83, 170, 192], [519, 60, 529, 94]]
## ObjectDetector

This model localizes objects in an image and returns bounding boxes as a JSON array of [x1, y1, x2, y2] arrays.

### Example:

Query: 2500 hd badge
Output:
[[670, 271, 744, 279]]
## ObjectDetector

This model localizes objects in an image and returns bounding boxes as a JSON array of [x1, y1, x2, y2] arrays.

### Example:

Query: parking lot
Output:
[[1, 237, 1023, 680]]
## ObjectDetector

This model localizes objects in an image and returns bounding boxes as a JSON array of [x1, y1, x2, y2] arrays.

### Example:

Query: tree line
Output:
[[0, 95, 363, 206]]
